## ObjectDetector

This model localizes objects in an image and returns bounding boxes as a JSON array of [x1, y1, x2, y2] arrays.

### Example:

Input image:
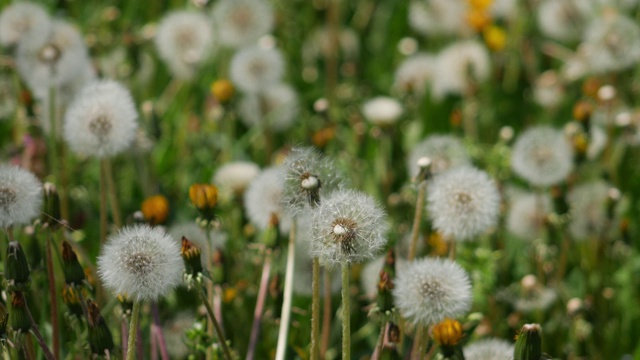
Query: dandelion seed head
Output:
[[0, 2, 52, 47], [393, 257, 472, 327], [511, 126, 574, 187], [212, 0, 274, 48], [463, 338, 514, 360], [582, 12, 640, 73], [427, 167, 500, 241], [63, 80, 138, 158], [238, 82, 298, 132], [213, 161, 260, 197], [362, 97, 404, 127], [0, 165, 42, 229], [97, 225, 183, 302], [431, 40, 490, 100], [244, 166, 292, 234], [409, 0, 469, 37], [567, 180, 611, 240], [507, 192, 552, 241], [393, 53, 436, 96], [408, 135, 470, 179], [537, 0, 590, 42], [230, 46, 285, 92]]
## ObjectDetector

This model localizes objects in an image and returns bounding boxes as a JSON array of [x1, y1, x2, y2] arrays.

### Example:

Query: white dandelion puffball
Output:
[[238, 82, 298, 132], [408, 0, 469, 37], [582, 13, 640, 73], [511, 126, 574, 187], [393, 257, 472, 327], [155, 10, 215, 80], [533, 70, 565, 109], [463, 338, 514, 360], [427, 166, 501, 241], [310, 189, 388, 268], [63, 80, 139, 158], [0, 165, 42, 229], [16, 20, 91, 99], [244, 166, 293, 234], [97, 225, 183, 301], [230, 46, 285, 92], [213, 161, 260, 196], [567, 181, 611, 240], [282, 146, 346, 217], [393, 53, 436, 95], [507, 192, 552, 241], [302, 26, 360, 63], [361, 97, 404, 127], [536, 0, 591, 42], [0, 2, 52, 47], [431, 40, 490, 100], [587, 126, 607, 160], [407, 135, 470, 178], [212, 0, 274, 48]]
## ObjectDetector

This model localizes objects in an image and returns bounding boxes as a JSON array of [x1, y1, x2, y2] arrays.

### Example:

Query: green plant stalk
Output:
[[275, 223, 296, 360], [341, 263, 351, 360], [25, 298, 55, 360], [408, 181, 426, 260], [204, 226, 215, 360], [196, 282, 233, 360], [126, 301, 141, 360], [411, 326, 424, 360], [45, 231, 60, 359], [247, 250, 272, 360], [99, 160, 108, 245], [320, 268, 332, 359], [310, 257, 320, 360], [103, 159, 122, 229]]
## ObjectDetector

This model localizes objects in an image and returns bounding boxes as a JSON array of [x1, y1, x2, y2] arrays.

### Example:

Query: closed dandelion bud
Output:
[[189, 183, 218, 219], [181, 236, 203, 276], [62, 241, 86, 285], [117, 294, 133, 316], [514, 324, 542, 360], [433, 318, 465, 359], [141, 194, 170, 225], [87, 299, 115, 356], [573, 101, 593, 125], [6, 241, 30, 287], [377, 250, 396, 312], [211, 79, 235, 103], [9, 291, 30, 332], [61, 284, 84, 317], [41, 182, 61, 228]]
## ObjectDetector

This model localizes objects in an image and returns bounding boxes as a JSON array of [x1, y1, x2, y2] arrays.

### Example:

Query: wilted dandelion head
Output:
[[0, 2, 51, 47], [0, 165, 42, 229], [409, 0, 469, 37], [230, 46, 285, 92], [212, 0, 274, 48], [63, 80, 138, 158], [393, 257, 472, 327], [393, 53, 436, 95], [282, 146, 345, 216], [511, 126, 574, 187], [244, 166, 292, 234], [431, 40, 490, 100], [361, 97, 404, 127], [238, 82, 298, 132], [506, 192, 552, 241], [463, 338, 514, 360], [537, 0, 590, 42], [97, 225, 183, 302], [310, 189, 388, 267], [427, 167, 500, 241], [582, 12, 640, 73], [213, 161, 260, 197], [567, 180, 612, 240], [155, 10, 215, 80], [407, 135, 470, 179]]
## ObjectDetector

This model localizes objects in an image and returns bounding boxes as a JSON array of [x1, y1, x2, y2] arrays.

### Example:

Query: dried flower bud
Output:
[[573, 101, 593, 124], [87, 299, 115, 356], [6, 241, 30, 287], [61, 284, 84, 317], [141, 194, 170, 225], [62, 241, 86, 285], [189, 183, 218, 219], [181, 236, 203, 276], [211, 79, 235, 103], [514, 323, 542, 360], [9, 291, 30, 332], [41, 182, 61, 228]]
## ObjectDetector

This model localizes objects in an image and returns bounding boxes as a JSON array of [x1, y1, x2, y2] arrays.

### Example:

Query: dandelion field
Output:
[[1, 0, 640, 359]]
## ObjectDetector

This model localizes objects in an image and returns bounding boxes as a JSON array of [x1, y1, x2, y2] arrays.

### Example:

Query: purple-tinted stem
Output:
[[246, 251, 272, 360]]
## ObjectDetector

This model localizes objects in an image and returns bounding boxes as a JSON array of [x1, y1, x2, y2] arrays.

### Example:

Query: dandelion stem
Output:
[[341, 263, 351, 360], [196, 282, 233, 360], [310, 257, 320, 360], [247, 249, 272, 360], [99, 160, 108, 245], [408, 181, 426, 261], [275, 222, 296, 360], [103, 159, 122, 229], [410, 326, 424, 360], [25, 298, 55, 360], [126, 301, 141, 360], [45, 230, 60, 359], [371, 323, 385, 360], [151, 302, 169, 360], [320, 267, 332, 359]]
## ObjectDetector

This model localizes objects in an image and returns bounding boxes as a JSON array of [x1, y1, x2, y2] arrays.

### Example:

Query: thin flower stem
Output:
[[310, 257, 320, 360], [371, 323, 385, 360], [275, 222, 296, 360], [320, 267, 332, 359], [247, 250, 272, 360], [121, 318, 128, 359], [25, 299, 55, 360], [408, 181, 426, 261], [126, 301, 141, 360], [45, 231, 60, 359], [448, 238, 456, 260], [151, 303, 169, 360], [410, 326, 424, 360], [103, 159, 122, 229], [99, 160, 108, 245], [341, 263, 351, 360], [196, 282, 233, 360]]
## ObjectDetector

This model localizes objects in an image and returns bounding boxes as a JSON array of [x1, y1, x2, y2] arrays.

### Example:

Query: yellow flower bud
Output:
[[466, 9, 491, 32], [484, 25, 507, 51], [211, 79, 235, 103], [189, 183, 218, 210], [141, 195, 170, 225], [432, 318, 464, 346], [468, 0, 493, 10]]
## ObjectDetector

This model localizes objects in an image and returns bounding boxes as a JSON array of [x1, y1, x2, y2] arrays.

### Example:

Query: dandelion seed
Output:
[[361, 97, 404, 127], [393, 257, 472, 327], [212, 0, 274, 48], [0, 2, 51, 47], [463, 338, 514, 360], [0, 165, 42, 229], [237, 82, 298, 132], [310, 189, 388, 268], [431, 40, 490, 100], [511, 126, 574, 187], [244, 166, 292, 234], [407, 135, 470, 179], [155, 11, 215, 80], [97, 224, 183, 302], [427, 166, 500, 241], [230, 46, 285, 92], [393, 53, 436, 96], [63, 80, 138, 158]]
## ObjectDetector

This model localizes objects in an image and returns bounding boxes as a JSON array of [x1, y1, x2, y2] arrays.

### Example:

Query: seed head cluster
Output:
[[0, 165, 42, 229]]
